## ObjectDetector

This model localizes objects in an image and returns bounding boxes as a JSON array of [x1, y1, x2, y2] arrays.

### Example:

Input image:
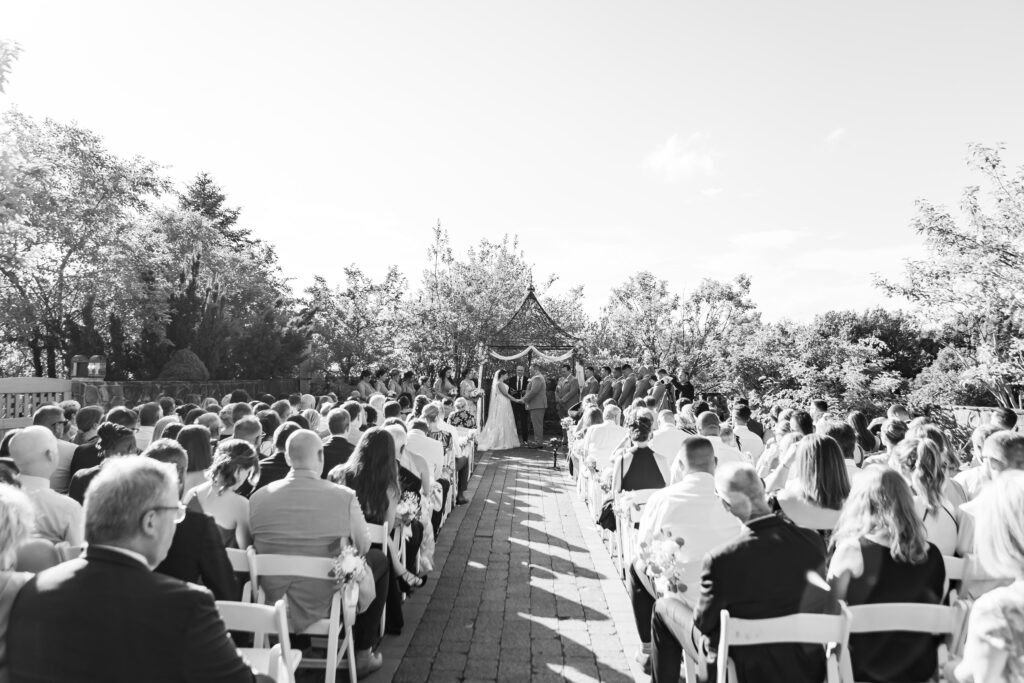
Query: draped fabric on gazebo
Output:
[[477, 286, 579, 428]]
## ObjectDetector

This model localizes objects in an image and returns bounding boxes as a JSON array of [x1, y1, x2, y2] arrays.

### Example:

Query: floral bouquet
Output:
[[598, 466, 615, 493], [560, 417, 574, 431], [637, 528, 688, 596], [612, 490, 635, 518], [396, 491, 420, 526], [448, 388, 458, 398], [470, 388, 484, 399], [329, 545, 368, 587], [585, 454, 599, 477]]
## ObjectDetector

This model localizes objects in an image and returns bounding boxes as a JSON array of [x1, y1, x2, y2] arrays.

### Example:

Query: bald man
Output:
[[9, 426, 84, 545], [629, 438, 743, 672], [649, 462, 833, 683], [669, 412, 746, 483], [32, 405, 79, 493], [249, 428, 387, 676]]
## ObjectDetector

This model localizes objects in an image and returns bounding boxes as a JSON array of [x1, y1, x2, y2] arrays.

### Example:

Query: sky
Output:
[[4, 1, 1024, 321]]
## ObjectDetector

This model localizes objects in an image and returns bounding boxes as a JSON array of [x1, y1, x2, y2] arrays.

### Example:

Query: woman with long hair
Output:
[[176, 424, 213, 492], [184, 439, 258, 549], [847, 410, 878, 461], [766, 434, 850, 535], [610, 415, 668, 495], [892, 438, 958, 554], [829, 467, 946, 683], [907, 423, 968, 509], [431, 367, 456, 401], [0, 484, 37, 680]]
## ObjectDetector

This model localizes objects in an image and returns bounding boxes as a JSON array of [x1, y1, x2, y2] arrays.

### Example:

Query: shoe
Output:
[[340, 650, 383, 678], [456, 494, 469, 505], [399, 570, 428, 592], [635, 649, 651, 675]]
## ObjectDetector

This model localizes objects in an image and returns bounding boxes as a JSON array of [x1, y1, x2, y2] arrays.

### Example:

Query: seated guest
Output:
[[149, 439, 238, 601], [611, 416, 668, 495], [151, 414, 181, 442], [790, 410, 815, 436], [863, 419, 908, 466], [69, 407, 138, 484], [255, 410, 281, 457], [196, 413, 224, 442], [252, 421, 301, 492], [136, 402, 162, 451], [448, 397, 476, 429], [72, 405, 104, 446], [730, 404, 764, 462], [302, 408, 326, 437], [157, 396, 176, 417], [341, 401, 364, 446], [407, 420, 448, 534], [269, 399, 292, 422], [907, 423, 968, 509], [322, 408, 355, 477], [630, 438, 743, 673], [231, 415, 262, 451], [954, 424, 1002, 501], [68, 422, 139, 504], [8, 426, 84, 546], [582, 405, 629, 471], [287, 413, 310, 430], [8, 457, 270, 683], [847, 410, 879, 461], [176, 424, 214, 492], [253, 430, 388, 676], [382, 401, 402, 422], [892, 438, 959, 554], [950, 470, 1024, 682], [184, 439, 257, 549], [650, 410, 686, 464], [764, 434, 850, 536], [990, 406, 1018, 431], [817, 419, 864, 484], [0, 484, 36, 682], [650, 462, 834, 683], [670, 412, 746, 483], [30, 405, 78, 493], [829, 467, 946, 683], [422, 403, 468, 506]]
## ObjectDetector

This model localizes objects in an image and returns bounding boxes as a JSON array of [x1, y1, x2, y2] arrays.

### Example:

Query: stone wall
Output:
[[947, 405, 1024, 431], [72, 378, 301, 410]]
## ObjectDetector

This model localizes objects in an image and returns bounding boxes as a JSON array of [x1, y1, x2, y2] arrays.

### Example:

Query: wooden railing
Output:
[[0, 378, 73, 436]]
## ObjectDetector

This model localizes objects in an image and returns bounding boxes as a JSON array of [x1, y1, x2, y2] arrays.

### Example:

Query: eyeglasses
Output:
[[145, 503, 187, 524]]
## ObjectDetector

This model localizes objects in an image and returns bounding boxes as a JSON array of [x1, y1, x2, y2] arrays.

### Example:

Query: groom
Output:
[[523, 363, 547, 447]]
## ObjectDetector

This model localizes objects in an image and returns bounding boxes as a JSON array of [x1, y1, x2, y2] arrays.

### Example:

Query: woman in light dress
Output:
[[477, 370, 523, 451], [184, 439, 257, 549]]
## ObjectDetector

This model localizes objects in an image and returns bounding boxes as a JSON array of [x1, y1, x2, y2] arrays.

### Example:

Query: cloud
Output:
[[728, 229, 811, 250], [700, 187, 724, 197], [825, 127, 846, 146], [644, 132, 716, 182]]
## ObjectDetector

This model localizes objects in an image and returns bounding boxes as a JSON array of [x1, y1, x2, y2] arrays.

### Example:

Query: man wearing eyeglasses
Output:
[[8, 456, 272, 682], [31, 405, 78, 493]]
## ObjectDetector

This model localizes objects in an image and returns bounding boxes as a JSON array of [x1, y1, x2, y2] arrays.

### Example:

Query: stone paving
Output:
[[381, 447, 645, 683]]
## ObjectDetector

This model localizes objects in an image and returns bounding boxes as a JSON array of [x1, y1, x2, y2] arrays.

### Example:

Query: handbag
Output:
[[597, 457, 625, 531]]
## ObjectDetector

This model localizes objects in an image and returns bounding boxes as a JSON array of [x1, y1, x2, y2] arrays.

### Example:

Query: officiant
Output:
[[508, 365, 530, 443]]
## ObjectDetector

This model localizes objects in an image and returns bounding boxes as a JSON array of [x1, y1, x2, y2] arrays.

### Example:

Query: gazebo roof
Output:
[[488, 286, 578, 353]]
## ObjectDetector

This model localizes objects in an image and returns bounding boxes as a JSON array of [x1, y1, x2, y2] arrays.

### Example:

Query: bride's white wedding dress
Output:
[[477, 372, 521, 451]]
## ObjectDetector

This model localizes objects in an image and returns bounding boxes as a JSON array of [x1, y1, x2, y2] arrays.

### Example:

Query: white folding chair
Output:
[[717, 608, 851, 683], [56, 543, 86, 562], [366, 523, 390, 639], [249, 550, 362, 683], [614, 488, 659, 579], [226, 547, 255, 602], [455, 426, 476, 473], [840, 602, 970, 683], [216, 599, 301, 683]]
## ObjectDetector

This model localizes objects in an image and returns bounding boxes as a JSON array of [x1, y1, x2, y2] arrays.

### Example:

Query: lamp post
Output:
[[87, 355, 107, 380], [70, 355, 89, 378]]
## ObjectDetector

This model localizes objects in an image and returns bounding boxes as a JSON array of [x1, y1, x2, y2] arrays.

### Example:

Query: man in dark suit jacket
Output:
[[618, 364, 638, 409], [8, 457, 269, 683], [322, 408, 355, 477], [596, 366, 614, 404], [252, 421, 302, 492], [633, 367, 654, 403], [650, 462, 834, 683], [508, 364, 530, 442]]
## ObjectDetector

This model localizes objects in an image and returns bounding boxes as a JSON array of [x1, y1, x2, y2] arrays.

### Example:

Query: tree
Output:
[[593, 272, 680, 365], [178, 172, 249, 245], [0, 39, 20, 94], [0, 110, 167, 376], [678, 275, 760, 388], [880, 143, 1024, 406]]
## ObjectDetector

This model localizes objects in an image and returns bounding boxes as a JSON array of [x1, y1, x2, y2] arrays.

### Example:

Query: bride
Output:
[[477, 369, 522, 451]]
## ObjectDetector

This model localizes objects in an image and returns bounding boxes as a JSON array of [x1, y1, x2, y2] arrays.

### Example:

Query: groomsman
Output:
[[509, 365, 530, 442], [611, 366, 624, 405], [634, 367, 654, 403], [596, 366, 614, 404], [555, 365, 580, 418], [582, 367, 600, 398], [618, 364, 638, 409]]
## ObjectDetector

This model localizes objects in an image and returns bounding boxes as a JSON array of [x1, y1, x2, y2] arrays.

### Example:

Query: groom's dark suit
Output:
[[509, 372, 530, 442]]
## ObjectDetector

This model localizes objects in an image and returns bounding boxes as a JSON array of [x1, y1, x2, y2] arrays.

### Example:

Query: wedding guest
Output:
[[149, 439, 238, 601], [68, 422, 139, 504], [791, 410, 815, 436], [629, 438, 743, 673], [864, 419, 908, 466], [253, 421, 301, 492], [949, 470, 1024, 683], [955, 424, 1004, 500], [829, 467, 946, 683], [573, 406, 604, 440], [650, 461, 834, 683], [184, 407, 207, 425], [448, 397, 476, 430], [406, 419, 447, 532], [892, 438, 958, 554], [848, 410, 879, 460], [58, 400, 80, 441], [817, 420, 863, 484], [7, 426, 83, 546], [136, 402, 162, 451], [808, 399, 828, 424], [764, 434, 850, 536], [423, 403, 468, 505], [0, 484, 35, 682], [69, 406, 138, 482], [670, 412, 746, 483], [582, 405, 629, 472], [232, 415, 262, 451], [731, 404, 764, 462], [610, 416, 668, 498], [322, 408, 355, 476], [990, 407, 1018, 431], [176, 424, 214, 492], [368, 393, 387, 425], [269, 399, 292, 422], [158, 396, 176, 417], [30, 406, 78, 493], [888, 403, 912, 423], [341, 400, 364, 446], [184, 439, 257, 549], [72, 405, 104, 446], [8, 457, 271, 683], [256, 409, 281, 457], [251, 429, 387, 677], [151, 414, 181, 442], [907, 423, 968, 509]]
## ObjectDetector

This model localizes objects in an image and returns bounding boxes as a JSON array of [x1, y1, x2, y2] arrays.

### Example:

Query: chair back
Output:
[[943, 555, 965, 582], [226, 547, 255, 602], [15, 539, 61, 572], [216, 599, 298, 683], [366, 522, 390, 549], [718, 607, 850, 683], [56, 543, 85, 562]]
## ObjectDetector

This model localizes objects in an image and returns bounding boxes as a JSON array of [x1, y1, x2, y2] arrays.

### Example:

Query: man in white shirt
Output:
[[650, 410, 686, 464], [954, 424, 1003, 501], [730, 404, 764, 463], [670, 412, 746, 483], [31, 405, 79, 493], [629, 437, 743, 672], [407, 419, 449, 533], [9, 426, 85, 545], [136, 402, 162, 452], [581, 405, 629, 470]]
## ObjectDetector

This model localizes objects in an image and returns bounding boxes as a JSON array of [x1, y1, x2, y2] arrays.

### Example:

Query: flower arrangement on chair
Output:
[[598, 466, 615, 493], [395, 492, 420, 540], [584, 455, 599, 478], [328, 546, 368, 588], [637, 528, 688, 596]]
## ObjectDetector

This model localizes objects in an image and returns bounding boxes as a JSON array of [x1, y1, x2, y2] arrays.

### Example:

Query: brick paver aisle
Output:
[[387, 448, 645, 683]]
